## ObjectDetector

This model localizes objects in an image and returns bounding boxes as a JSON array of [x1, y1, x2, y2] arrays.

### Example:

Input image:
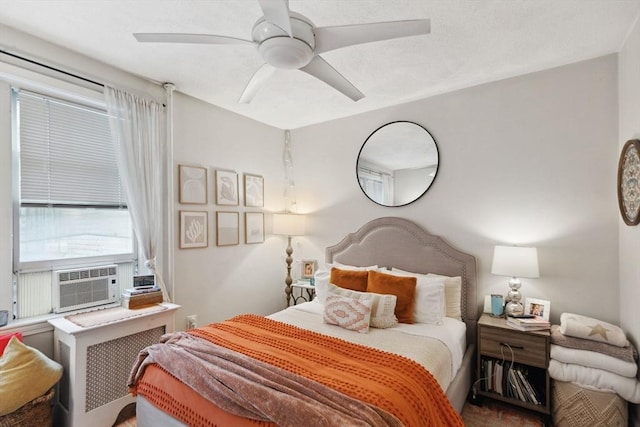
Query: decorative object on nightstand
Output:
[[523, 297, 551, 321], [272, 213, 306, 306], [491, 245, 539, 316], [476, 314, 551, 424], [301, 259, 317, 281]]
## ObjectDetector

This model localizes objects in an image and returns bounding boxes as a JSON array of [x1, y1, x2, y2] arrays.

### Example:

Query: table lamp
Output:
[[491, 245, 539, 316], [272, 213, 306, 306]]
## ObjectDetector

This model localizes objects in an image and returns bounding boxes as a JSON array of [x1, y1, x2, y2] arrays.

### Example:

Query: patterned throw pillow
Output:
[[326, 283, 398, 328], [323, 294, 373, 333]]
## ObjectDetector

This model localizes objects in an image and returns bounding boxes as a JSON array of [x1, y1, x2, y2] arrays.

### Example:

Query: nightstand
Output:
[[476, 314, 551, 423], [290, 281, 316, 305]]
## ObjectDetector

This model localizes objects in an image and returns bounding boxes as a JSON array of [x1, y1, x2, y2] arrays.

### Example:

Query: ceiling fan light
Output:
[[258, 37, 313, 69]]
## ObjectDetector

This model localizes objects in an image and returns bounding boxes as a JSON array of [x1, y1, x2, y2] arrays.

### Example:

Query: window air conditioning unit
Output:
[[53, 265, 119, 313]]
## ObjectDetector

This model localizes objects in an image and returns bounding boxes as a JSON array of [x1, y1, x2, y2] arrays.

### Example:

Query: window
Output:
[[357, 166, 394, 206], [14, 89, 134, 270]]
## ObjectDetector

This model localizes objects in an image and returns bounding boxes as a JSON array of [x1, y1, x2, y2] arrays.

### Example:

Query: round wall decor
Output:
[[618, 139, 640, 226]]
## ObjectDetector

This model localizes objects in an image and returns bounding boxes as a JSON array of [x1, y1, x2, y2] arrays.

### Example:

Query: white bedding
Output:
[[549, 359, 640, 403], [550, 344, 638, 378], [268, 300, 466, 390], [137, 304, 469, 427]]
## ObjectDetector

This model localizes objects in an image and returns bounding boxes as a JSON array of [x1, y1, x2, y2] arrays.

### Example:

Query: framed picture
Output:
[[245, 212, 264, 244], [179, 211, 208, 249], [215, 170, 239, 206], [301, 259, 317, 279], [244, 173, 264, 207], [216, 211, 239, 246], [178, 165, 207, 204], [524, 297, 551, 321], [617, 139, 640, 225]]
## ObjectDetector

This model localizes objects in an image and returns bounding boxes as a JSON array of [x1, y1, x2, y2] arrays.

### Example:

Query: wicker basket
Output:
[[0, 388, 55, 427]]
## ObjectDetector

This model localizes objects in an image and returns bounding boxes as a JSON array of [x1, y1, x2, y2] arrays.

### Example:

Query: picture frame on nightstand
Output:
[[524, 297, 551, 321], [301, 260, 317, 279]]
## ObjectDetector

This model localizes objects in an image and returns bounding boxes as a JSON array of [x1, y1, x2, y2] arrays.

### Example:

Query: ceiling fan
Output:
[[134, 0, 430, 103]]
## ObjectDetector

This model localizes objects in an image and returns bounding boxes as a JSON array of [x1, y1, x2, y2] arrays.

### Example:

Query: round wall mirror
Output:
[[356, 121, 439, 207]]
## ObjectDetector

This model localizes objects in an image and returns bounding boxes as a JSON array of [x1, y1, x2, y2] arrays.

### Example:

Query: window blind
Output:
[[17, 90, 126, 207]]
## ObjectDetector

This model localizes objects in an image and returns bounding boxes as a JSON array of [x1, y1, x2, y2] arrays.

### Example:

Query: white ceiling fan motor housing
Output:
[[252, 12, 315, 69]]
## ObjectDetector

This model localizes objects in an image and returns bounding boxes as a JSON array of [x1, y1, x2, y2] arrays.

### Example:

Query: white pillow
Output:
[[386, 269, 445, 324], [391, 268, 462, 321], [326, 283, 398, 328], [314, 263, 378, 304], [323, 294, 372, 333], [427, 273, 462, 321]]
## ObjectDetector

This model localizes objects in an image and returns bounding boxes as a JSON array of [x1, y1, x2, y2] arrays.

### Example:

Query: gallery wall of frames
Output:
[[177, 164, 265, 248]]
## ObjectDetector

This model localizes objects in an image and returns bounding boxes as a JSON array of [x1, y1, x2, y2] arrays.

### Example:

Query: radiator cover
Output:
[[49, 303, 179, 427], [85, 326, 164, 411]]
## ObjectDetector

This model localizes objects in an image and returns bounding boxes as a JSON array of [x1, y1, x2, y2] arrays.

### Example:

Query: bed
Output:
[[130, 217, 478, 426]]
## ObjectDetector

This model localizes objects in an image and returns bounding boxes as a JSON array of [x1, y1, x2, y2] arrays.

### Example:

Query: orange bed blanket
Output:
[[131, 314, 463, 426]]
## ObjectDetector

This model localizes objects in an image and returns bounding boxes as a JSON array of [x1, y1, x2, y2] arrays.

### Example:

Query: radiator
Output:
[[49, 303, 179, 427], [85, 327, 164, 411]]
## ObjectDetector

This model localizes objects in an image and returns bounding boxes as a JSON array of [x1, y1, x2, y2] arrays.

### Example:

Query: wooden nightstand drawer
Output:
[[479, 326, 547, 368], [477, 314, 551, 420]]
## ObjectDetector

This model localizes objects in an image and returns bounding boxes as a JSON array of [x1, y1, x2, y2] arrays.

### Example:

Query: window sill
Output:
[[0, 302, 122, 337]]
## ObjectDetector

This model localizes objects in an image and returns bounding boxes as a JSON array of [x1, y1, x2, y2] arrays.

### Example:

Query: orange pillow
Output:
[[330, 268, 369, 292], [366, 270, 417, 324]]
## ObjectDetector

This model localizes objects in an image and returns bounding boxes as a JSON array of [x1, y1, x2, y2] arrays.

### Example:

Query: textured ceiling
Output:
[[0, 0, 639, 130]]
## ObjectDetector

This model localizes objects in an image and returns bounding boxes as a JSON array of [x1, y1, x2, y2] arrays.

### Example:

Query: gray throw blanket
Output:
[[129, 332, 402, 427], [551, 325, 638, 363]]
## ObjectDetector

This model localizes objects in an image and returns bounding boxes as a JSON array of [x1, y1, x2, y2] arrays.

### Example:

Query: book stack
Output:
[[506, 316, 551, 332], [481, 358, 543, 405], [121, 286, 163, 309]]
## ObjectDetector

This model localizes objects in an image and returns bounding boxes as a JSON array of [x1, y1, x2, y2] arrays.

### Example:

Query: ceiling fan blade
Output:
[[314, 19, 430, 54], [258, 0, 292, 36], [134, 33, 255, 46], [238, 64, 277, 103], [300, 56, 364, 101]]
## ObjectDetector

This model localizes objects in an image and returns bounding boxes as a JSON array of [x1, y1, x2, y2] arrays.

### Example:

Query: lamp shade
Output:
[[491, 245, 539, 278], [272, 213, 305, 236]]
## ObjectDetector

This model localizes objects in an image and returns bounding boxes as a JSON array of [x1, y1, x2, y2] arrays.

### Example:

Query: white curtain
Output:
[[104, 86, 170, 302], [381, 173, 394, 205]]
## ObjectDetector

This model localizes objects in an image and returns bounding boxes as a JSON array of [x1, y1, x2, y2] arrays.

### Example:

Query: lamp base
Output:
[[505, 301, 524, 317]]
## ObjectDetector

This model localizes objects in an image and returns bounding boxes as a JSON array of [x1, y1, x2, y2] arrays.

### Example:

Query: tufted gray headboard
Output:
[[325, 217, 478, 345]]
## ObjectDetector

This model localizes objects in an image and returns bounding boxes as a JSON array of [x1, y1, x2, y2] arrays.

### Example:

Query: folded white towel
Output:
[[551, 344, 637, 378], [560, 313, 629, 347], [549, 359, 640, 403]]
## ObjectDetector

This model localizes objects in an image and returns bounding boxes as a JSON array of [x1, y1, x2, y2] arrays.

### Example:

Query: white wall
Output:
[[171, 93, 294, 328], [290, 55, 619, 326], [618, 14, 640, 425]]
